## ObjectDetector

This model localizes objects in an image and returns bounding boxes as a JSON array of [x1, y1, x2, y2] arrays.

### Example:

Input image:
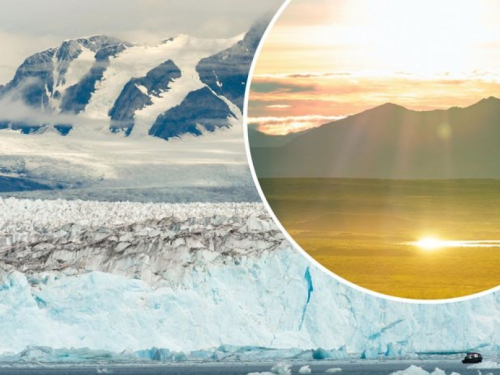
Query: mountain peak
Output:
[[478, 96, 500, 104], [161, 34, 194, 44], [67, 35, 132, 52], [466, 96, 500, 110], [59, 35, 122, 46], [357, 102, 408, 117], [378, 102, 407, 110], [161, 36, 177, 44], [369, 97, 500, 116], [76, 35, 123, 44]]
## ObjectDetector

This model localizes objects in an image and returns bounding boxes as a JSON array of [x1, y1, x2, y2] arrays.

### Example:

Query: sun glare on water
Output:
[[406, 238, 500, 250], [415, 238, 444, 251]]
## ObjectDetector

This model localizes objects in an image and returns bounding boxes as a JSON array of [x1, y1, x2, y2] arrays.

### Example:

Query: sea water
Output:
[[0, 361, 486, 375]]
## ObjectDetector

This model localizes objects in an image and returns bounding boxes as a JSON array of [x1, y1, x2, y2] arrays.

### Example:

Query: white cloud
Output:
[[0, 94, 112, 129], [248, 115, 347, 136]]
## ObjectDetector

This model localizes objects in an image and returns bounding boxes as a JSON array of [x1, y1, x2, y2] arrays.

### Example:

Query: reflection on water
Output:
[[405, 239, 500, 249], [259, 178, 500, 298]]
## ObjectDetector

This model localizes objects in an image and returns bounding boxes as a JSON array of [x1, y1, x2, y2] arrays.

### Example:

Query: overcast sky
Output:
[[0, 0, 283, 84]]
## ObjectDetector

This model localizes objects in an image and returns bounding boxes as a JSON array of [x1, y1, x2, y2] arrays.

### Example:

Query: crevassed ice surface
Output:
[[1, 197, 499, 357]]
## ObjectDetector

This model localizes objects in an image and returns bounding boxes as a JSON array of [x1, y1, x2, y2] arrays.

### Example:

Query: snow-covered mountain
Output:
[[0, 24, 263, 140], [1, 197, 500, 361], [0, 20, 268, 201]]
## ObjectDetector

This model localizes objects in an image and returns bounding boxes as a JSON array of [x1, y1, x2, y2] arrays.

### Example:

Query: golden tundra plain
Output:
[[260, 178, 500, 299]]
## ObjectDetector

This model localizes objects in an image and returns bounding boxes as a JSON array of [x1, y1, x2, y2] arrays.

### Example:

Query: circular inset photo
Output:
[[247, 0, 500, 300]]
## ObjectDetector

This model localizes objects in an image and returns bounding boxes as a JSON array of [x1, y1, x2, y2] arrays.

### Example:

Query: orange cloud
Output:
[[266, 104, 291, 108], [248, 115, 347, 135]]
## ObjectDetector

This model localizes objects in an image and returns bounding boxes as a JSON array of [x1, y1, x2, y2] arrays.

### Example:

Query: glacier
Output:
[[1, 197, 500, 362]]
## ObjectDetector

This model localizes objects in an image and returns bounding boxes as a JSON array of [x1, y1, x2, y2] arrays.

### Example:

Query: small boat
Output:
[[462, 352, 483, 364]]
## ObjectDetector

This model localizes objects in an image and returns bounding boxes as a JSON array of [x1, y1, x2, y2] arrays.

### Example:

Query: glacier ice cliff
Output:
[[1, 198, 500, 359]]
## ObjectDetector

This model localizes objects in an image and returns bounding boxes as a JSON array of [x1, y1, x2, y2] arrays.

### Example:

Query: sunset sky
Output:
[[249, 0, 500, 135]]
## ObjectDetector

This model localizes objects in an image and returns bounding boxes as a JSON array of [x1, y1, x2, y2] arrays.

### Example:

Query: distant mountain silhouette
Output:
[[251, 97, 500, 178]]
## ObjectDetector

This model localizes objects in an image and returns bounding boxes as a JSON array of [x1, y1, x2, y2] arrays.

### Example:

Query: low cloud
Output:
[[248, 114, 347, 136], [0, 93, 115, 130], [287, 72, 352, 78], [251, 81, 316, 94], [255, 72, 352, 79], [266, 104, 292, 109]]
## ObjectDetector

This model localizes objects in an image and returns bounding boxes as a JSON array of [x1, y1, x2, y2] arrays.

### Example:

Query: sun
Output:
[[312, 0, 497, 76], [366, 1, 484, 70], [415, 238, 444, 251]]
